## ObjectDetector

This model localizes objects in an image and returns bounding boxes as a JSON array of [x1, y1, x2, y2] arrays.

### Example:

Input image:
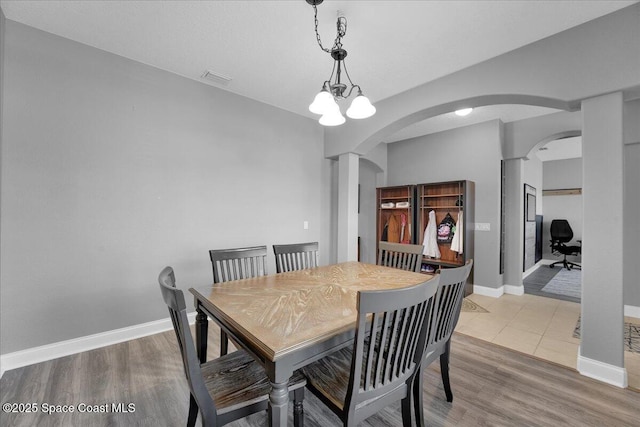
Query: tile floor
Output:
[[455, 292, 640, 390]]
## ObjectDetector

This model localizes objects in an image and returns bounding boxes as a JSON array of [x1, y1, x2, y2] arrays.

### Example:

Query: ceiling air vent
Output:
[[201, 70, 232, 86]]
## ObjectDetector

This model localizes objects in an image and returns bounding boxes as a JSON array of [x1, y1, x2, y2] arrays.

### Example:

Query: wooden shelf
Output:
[[421, 193, 462, 198], [380, 196, 413, 200], [422, 257, 465, 268]]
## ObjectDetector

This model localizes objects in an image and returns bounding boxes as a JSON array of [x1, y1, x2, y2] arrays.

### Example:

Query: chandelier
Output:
[[306, 0, 376, 126]]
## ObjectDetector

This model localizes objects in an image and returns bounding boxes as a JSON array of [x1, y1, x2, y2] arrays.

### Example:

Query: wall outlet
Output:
[[474, 223, 491, 231]]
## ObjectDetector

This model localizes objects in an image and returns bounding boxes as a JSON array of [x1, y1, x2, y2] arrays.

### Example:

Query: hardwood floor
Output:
[[1, 325, 639, 426]]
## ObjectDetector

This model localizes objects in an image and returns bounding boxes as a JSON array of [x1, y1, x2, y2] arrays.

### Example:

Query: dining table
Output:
[[189, 261, 435, 427]]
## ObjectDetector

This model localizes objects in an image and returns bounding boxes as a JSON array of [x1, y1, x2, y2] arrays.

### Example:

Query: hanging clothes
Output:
[[437, 213, 456, 243], [422, 210, 441, 259], [450, 211, 464, 254], [387, 214, 400, 243]]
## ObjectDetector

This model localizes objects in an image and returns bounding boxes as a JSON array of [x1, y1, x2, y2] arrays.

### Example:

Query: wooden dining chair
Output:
[[158, 266, 306, 427], [209, 245, 268, 355], [273, 242, 319, 273], [377, 241, 425, 273], [412, 259, 473, 427], [300, 275, 440, 426]]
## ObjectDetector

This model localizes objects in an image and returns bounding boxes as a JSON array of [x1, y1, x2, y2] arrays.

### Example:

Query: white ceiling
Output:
[[1, 0, 635, 145]]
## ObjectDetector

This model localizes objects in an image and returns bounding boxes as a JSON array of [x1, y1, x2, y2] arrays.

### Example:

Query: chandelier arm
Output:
[[340, 60, 357, 89], [327, 60, 337, 90], [344, 85, 359, 99]]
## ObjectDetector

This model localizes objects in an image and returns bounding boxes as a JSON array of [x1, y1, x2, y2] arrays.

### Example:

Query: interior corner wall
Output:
[[0, 21, 328, 354], [623, 100, 640, 311], [358, 160, 378, 265], [359, 142, 387, 265], [542, 158, 583, 261], [386, 120, 503, 289]]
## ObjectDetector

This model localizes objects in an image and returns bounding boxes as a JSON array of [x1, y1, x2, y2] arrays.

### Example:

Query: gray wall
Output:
[[0, 21, 330, 354], [542, 158, 583, 261], [386, 120, 503, 289], [624, 143, 640, 310], [522, 155, 543, 272], [358, 159, 379, 265], [1, 7, 5, 302]]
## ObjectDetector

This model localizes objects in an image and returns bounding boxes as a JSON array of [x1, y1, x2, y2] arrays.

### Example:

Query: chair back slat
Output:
[[273, 242, 319, 273], [157, 267, 217, 420], [426, 260, 473, 348], [377, 242, 425, 273], [209, 246, 268, 283], [344, 275, 440, 416]]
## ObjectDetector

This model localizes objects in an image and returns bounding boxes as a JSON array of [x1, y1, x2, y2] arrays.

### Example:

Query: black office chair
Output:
[[549, 219, 581, 270]]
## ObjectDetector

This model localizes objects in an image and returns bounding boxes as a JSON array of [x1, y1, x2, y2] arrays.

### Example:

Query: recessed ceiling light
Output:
[[455, 108, 473, 117]]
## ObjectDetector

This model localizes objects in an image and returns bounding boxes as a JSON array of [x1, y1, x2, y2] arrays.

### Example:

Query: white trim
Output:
[[473, 285, 504, 298], [577, 351, 628, 388], [504, 284, 525, 296], [0, 312, 197, 378], [624, 305, 640, 319]]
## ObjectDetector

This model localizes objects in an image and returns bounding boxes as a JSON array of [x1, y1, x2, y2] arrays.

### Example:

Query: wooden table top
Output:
[[190, 261, 434, 361]]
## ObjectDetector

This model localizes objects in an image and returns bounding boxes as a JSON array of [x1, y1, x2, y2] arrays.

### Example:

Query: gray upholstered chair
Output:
[[301, 275, 440, 426], [412, 259, 473, 427], [209, 245, 268, 355], [158, 267, 305, 427], [273, 242, 319, 273], [377, 241, 425, 273]]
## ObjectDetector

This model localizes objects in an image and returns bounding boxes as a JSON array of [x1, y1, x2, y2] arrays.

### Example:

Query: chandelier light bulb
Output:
[[455, 108, 473, 117], [319, 106, 346, 126], [346, 94, 376, 119], [309, 89, 335, 115]]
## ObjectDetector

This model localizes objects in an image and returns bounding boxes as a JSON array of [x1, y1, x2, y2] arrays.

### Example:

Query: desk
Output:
[[189, 261, 434, 426]]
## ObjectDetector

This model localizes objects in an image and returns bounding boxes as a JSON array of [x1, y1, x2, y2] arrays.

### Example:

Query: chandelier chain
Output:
[[312, 4, 342, 54]]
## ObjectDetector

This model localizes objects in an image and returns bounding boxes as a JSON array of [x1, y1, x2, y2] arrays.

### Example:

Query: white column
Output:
[[578, 92, 627, 387], [337, 152, 359, 262]]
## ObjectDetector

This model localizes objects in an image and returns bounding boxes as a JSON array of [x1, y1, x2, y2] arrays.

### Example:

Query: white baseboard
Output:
[[473, 284, 523, 297], [577, 352, 628, 388], [504, 284, 525, 296], [624, 305, 640, 319], [0, 312, 197, 378], [473, 285, 504, 298]]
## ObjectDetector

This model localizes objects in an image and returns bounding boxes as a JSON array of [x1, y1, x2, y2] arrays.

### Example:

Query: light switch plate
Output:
[[474, 223, 491, 231]]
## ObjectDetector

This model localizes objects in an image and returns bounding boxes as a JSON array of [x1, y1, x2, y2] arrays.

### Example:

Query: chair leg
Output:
[[412, 363, 426, 427], [293, 387, 304, 427], [440, 340, 453, 403], [187, 394, 198, 427], [401, 395, 413, 427], [220, 330, 228, 356]]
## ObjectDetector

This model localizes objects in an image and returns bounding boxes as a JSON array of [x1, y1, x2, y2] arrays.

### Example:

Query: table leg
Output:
[[268, 380, 289, 427], [195, 307, 208, 364]]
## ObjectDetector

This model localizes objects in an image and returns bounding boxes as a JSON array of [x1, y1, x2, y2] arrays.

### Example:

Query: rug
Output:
[[573, 316, 640, 354], [540, 268, 581, 300], [461, 298, 489, 313]]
